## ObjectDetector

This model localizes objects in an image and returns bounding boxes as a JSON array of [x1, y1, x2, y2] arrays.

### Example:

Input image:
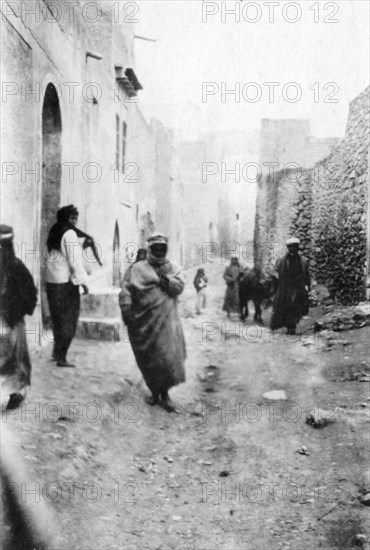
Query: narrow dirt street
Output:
[[4, 261, 370, 550]]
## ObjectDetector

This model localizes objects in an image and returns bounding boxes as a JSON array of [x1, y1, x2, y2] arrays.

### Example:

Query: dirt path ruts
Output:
[[4, 261, 369, 549]]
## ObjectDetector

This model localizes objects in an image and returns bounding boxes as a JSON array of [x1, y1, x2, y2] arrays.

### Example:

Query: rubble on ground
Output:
[[306, 405, 338, 428], [314, 302, 370, 332], [309, 283, 332, 307]]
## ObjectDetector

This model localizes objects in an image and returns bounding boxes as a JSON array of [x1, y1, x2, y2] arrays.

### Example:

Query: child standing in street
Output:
[[194, 268, 208, 315]]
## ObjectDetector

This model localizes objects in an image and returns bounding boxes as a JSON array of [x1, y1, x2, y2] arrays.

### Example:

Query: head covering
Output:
[[0, 224, 14, 241], [46, 205, 79, 252], [147, 232, 168, 246], [285, 237, 300, 246], [0, 225, 16, 277], [147, 232, 168, 267], [0, 225, 14, 241]]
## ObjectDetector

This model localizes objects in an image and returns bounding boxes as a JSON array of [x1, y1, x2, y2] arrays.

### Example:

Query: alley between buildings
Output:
[[3, 261, 370, 550]]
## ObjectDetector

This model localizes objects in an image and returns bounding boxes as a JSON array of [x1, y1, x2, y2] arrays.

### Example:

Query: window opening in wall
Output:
[[115, 115, 120, 172], [122, 121, 127, 172], [236, 213, 239, 220], [113, 222, 121, 287]]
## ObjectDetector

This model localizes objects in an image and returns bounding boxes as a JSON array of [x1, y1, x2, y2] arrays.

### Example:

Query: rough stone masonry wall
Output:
[[254, 167, 306, 273], [255, 86, 369, 305], [289, 170, 313, 264], [310, 86, 369, 304]]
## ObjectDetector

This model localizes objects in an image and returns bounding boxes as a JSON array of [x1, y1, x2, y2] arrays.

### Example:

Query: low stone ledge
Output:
[[80, 288, 122, 318], [76, 317, 126, 342]]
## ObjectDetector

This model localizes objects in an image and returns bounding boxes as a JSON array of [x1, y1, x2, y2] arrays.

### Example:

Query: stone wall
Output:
[[1, 1, 138, 288], [254, 86, 369, 305], [310, 86, 369, 304], [0, 0, 187, 343], [254, 166, 307, 272]]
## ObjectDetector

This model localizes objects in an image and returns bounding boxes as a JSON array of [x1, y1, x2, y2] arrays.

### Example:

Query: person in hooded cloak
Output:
[[0, 225, 37, 409], [119, 233, 186, 412]]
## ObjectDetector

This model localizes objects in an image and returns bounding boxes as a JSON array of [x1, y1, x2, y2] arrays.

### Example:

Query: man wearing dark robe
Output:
[[222, 257, 241, 318], [1, 228, 56, 548], [270, 237, 311, 335], [0, 225, 37, 409], [119, 233, 186, 413]]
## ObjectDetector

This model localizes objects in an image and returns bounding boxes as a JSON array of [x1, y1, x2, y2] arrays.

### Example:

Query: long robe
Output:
[[270, 254, 310, 330], [1, 422, 57, 549], [222, 264, 241, 313], [119, 259, 186, 395], [0, 259, 37, 399]]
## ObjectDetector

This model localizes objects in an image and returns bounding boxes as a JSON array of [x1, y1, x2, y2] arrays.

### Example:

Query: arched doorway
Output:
[[112, 222, 121, 287], [40, 83, 62, 323]]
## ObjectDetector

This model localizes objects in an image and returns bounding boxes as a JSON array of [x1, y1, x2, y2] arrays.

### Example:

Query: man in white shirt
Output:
[[45, 205, 89, 367]]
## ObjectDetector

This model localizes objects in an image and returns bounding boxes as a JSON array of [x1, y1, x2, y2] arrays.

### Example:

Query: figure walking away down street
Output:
[[45, 205, 90, 368], [270, 237, 311, 336], [0, 225, 37, 410], [119, 233, 186, 413], [194, 268, 208, 314], [122, 248, 147, 281], [222, 256, 241, 318], [128, 248, 147, 271]]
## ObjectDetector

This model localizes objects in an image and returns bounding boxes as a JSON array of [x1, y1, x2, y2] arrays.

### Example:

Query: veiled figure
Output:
[[0, 225, 37, 409], [119, 234, 186, 412]]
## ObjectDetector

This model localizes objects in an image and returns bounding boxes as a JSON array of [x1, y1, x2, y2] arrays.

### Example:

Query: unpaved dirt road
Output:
[[3, 261, 370, 549]]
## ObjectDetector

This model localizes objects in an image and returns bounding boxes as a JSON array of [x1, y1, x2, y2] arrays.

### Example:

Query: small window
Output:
[[122, 121, 127, 172], [115, 115, 120, 172], [236, 213, 239, 220]]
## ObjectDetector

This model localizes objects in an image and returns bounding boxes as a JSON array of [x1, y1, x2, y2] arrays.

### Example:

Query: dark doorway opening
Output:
[[40, 83, 62, 324], [113, 222, 121, 287]]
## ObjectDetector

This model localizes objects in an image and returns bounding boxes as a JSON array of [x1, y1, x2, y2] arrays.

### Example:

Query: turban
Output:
[[285, 237, 300, 246], [147, 232, 168, 246], [0, 225, 14, 241]]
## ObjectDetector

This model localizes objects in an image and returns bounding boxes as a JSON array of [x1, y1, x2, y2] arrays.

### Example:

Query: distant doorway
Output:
[[40, 83, 62, 323], [113, 222, 121, 287], [209, 222, 216, 243]]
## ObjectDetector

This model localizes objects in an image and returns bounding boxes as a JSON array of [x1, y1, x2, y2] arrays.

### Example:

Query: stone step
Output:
[[76, 317, 127, 342], [80, 288, 121, 318]]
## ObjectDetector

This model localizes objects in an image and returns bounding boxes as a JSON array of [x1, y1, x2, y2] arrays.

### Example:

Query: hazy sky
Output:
[[134, 1, 369, 138]]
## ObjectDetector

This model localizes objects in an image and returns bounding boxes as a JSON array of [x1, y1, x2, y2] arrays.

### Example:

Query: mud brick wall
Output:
[[310, 86, 369, 304]]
